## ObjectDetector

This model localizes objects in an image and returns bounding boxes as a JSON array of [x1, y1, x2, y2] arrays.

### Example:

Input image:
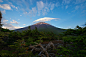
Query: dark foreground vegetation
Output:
[[0, 25, 86, 57], [0, 12, 86, 57]]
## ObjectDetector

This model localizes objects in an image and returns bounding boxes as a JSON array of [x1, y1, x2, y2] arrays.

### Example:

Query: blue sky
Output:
[[0, 0, 86, 30]]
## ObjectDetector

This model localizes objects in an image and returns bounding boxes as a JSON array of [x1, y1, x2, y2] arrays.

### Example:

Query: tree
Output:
[[28, 26, 31, 30], [0, 11, 2, 31], [76, 25, 82, 29]]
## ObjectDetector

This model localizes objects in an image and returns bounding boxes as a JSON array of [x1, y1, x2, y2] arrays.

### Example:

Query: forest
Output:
[[0, 11, 86, 57]]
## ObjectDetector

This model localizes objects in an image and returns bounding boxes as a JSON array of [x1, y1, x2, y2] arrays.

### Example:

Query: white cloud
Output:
[[28, 7, 37, 16], [75, 0, 86, 4], [37, 1, 44, 10], [18, 1, 58, 16], [10, 20, 19, 24], [42, 6, 50, 15], [66, 5, 68, 9], [0, 4, 11, 10], [11, 4, 18, 9], [0, 0, 3, 2], [75, 6, 79, 10], [32, 7, 37, 16], [36, 1, 57, 16], [16, 0, 59, 16], [33, 17, 59, 23], [62, 0, 71, 4], [22, 0, 29, 10], [9, 2, 18, 10], [42, 8, 47, 16], [56, 2, 60, 7], [50, 4, 55, 10], [20, 15, 22, 16], [23, 12, 28, 14], [2, 25, 23, 30], [72, 3, 86, 12], [1, 10, 6, 14], [14, 26, 23, 29], [38, 11, 41, 16], [2, 19, 22, 30], [23, 24, 26, 25], [3, 19, 8, 22]]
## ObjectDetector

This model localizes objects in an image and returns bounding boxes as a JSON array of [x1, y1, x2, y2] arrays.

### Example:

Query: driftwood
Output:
[[19, 40, 64, 57], [46, 41, 56, 50], [29, 41, 56, 57]]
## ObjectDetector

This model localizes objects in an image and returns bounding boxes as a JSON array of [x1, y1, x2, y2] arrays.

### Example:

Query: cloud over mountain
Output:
[[33, 17, 59, 23]]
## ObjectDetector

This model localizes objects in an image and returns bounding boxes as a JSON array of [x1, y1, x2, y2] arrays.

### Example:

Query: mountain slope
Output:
[[14, 22, 66, 34]]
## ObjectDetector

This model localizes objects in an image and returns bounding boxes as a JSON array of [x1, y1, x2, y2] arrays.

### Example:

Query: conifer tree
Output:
[[0, 11, 2, 31]]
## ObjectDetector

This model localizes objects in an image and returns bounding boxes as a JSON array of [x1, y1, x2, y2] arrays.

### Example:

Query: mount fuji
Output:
[[14, 22, 66, 34]]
